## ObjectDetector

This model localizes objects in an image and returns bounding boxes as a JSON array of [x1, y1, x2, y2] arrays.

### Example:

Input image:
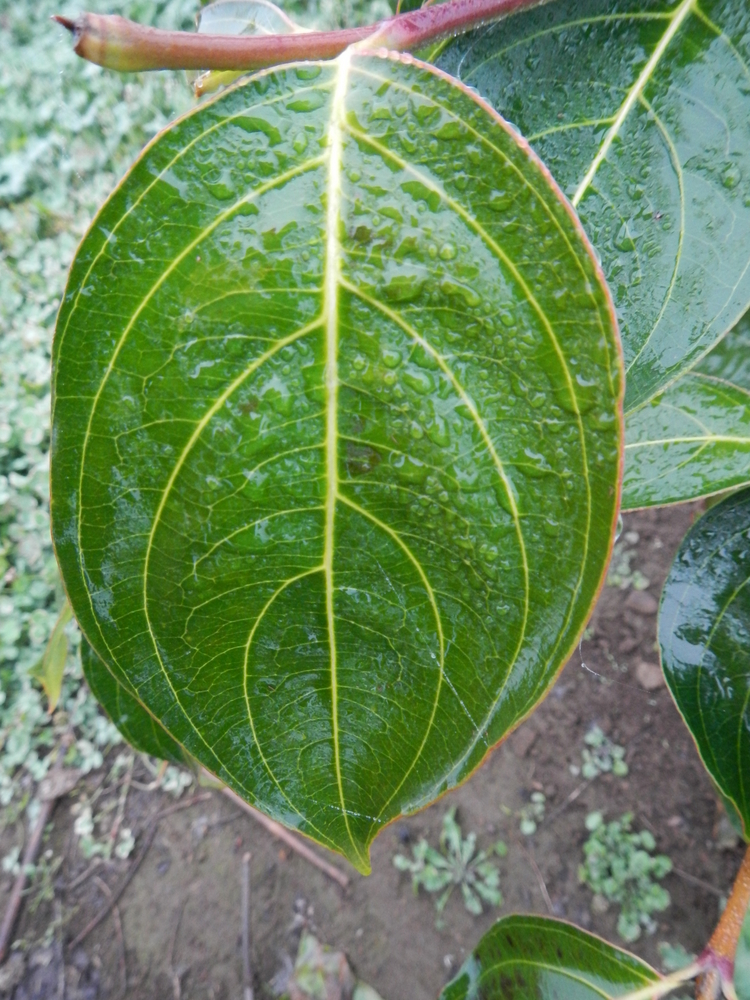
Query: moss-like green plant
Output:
[[575, 726, 628, 780], [579, 812, 672, 942], [518, 792, 546, 836], [394, 809, 506, 924]]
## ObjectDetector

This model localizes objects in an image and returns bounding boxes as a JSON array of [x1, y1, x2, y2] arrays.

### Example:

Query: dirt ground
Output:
[[1, 502, 745, 1000]]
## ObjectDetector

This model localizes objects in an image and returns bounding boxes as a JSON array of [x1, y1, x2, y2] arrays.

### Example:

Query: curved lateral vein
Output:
[[52, 82, 328, 389], [241, 566, 335, 829], [134, 318, 321, 790], [77, 153, 325, 607], [188, 504, 325, 577], [571, 0, 695, 208], [143, 316, 322, 583], [336, 492, 445, 826], [622, 95, 686, 380], [460, 11, 674, 83], [340, 277, 529, 662], [625, 434, 750, 449], [350, 63, 613, 719], [351, 62, 610, 346]]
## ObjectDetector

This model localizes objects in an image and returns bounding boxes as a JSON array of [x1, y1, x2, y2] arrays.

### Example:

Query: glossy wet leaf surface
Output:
[[437, 0, 750, 416], [439, 915, 660, 1000], [697, 310, 750, 393], [622, 314, 750, 508], [81, 639, 188, 766], [51, 52, 621, 869], [660, 486, 750, 839]]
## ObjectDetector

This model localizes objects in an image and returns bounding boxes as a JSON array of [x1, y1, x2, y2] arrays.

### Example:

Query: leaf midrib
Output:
[[323, 48, 362, 865], [571, 0, 695, 208]]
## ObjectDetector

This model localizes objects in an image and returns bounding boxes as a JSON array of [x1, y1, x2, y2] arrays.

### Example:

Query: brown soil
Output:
[[1, 503, 745, 1000]]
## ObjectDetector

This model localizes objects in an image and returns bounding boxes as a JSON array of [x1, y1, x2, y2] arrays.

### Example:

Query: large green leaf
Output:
[[51, 51, 621, 870], [623, 309, 750, 510], [697, 309, 750, 393], [81, 639, 188, 766], [659, 486, 750, 839], [437, 1, 750, 449], [439, 916, 660, 1000]]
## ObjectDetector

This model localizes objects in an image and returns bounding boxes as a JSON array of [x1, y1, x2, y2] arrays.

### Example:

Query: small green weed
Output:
[[579, 811, 672, 942], [570, 725, 628, 779], [71, 801, 135, 861], [394, 808, 506, 924], [518, 792, 546, 836]]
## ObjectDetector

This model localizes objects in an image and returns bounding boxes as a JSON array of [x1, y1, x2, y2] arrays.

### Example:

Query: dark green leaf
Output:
[[623, 311, 750, 509], [439, 915, 660, 1000], [437, 0, 750, 413], [81, 639, 188, 766], [696, 310, 750, 393], [51, 52, 621, 870], [623, 372, 750, 510], [659, 486, 750, 839]]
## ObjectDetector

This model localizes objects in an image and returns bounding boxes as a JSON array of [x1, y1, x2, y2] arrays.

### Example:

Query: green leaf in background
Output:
[[193, 0, 307, 98], [30, 600, 73, 714], [198, 0, 304, 34], [81, 639, 188, 767], [660, 486, 750, 840], [438, 0, 750, 409], [437, 0, 750, 507], [439, 915, 660, 1000], [623, 309, 750, 510], [51, 52, 621, 870], [696, 309, 750, 393]]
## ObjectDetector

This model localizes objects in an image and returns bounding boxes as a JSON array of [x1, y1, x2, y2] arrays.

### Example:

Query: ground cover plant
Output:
[[5, 0, 750, 993], [579, 810, 672, 943], [393, 806, 506, 923], [0, 0, 200, 824]]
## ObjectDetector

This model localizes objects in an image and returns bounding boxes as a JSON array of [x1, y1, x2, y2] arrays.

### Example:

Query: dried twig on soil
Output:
[[93, 875, 127, 999], [65, 857, 104, 892], [242, 852, 253, 1000], [544, 778, 593, 825], [0, 796, 56, 963], [518, 843, 554, 914], [167, 895, 189, 1000], [108, 755, 133, 852], [671, 866, 723, 898], [68, 791, 211, 949], [0, 750, 74, 964], [220, 784, 349, 889]]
